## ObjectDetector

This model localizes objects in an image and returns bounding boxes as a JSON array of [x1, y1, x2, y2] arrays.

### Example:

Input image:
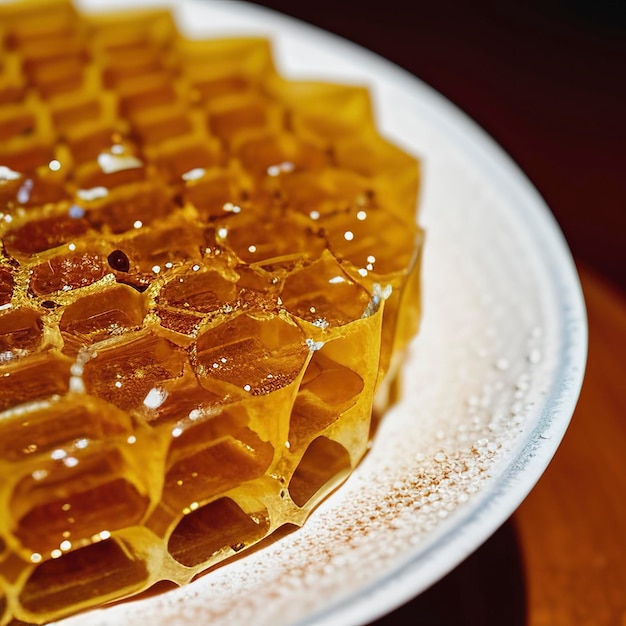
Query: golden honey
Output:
[[0, 1, 424, 623]]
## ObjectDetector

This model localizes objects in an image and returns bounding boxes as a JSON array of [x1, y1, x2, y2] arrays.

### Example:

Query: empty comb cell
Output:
[[0, 3, 423, 623]]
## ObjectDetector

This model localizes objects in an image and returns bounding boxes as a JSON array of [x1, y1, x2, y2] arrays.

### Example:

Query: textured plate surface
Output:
[[57, 1, 587, 624]]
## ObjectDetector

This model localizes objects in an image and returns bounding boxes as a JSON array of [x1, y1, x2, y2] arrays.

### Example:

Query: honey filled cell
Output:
[[0, 2, 423, 624]]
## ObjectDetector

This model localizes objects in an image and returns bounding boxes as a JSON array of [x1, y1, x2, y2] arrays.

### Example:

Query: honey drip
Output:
[[0, 1, 424, 623]]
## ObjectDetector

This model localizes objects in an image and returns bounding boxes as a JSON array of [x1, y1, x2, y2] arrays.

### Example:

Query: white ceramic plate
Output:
[[61, 1, 587, 624]]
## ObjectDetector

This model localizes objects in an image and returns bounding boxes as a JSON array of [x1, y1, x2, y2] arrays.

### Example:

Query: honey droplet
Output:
[[107, 249, 131, 273]]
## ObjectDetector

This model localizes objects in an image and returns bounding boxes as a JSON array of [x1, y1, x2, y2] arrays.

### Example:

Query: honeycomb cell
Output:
[[235, 132, 328, 179], [138, 362, 223, 427], [288, 437, 352, 508], [280, 251, 371, 328], [0, 352, 71, 412], [168, 497, 269, 568], [59, 283, 146, 349], [12, 456, 150, 556], [207, 92, 284, 144], [277, 168, 372, 219], [29, 252, 108, 296], [19, 539, 148, 618], [177, 37, 275, 101], [217, 211, 325, 269], [157, 266, 237, 314], [163, 427, 274, 512], [194, 312, 309, 396], [322, 207, 419, 277], [150, 135, 223, 183], [268, 79, 375, 145], [3, 212, 90, 257], [0, 307, 42, 356], [82, 331, 186, 412], [74, 149, 147, 192], [288, 351, 364, 450], [118, 221, 203, 276], [0, 3, 422, 622], [0, 395, 133, 464], [49, 90, 113, 133], [334, 132, 420, 219], [183, 167, 249, 220], [0, 172, 69, 211]]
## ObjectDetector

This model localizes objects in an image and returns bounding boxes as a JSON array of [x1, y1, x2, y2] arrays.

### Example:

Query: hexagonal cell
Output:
[[82, 331, 185, 412], [183, 167, 249, 221], [11, 445, 149, 555], [163, 427, 273, 512], [102, 45, 164, 88], [288, 351, 364, 449], [280, 252, 371, 328], [194, 312, 308, 396], [270, 79, 374, 144], [84, 182, 173, 235], [288, 436, 352, 508], [0, 352, 71, 412], [217, 212, 325, 268], [278, 168, 372, 219], [334, 133, 419, 218], [29, 56, 87, 100], [0, 308, 42, 356], [19, 539, 148, 617], [117, 222, 202, 275], [29, 252, 107, 297], [152, 136, 222, 183], [168, 497, 269, 568], [3, 213, 90, 258], [157, 267, 237, 314], [177, 37, 274, 101], [207, 92, 284, 144], [65, 123, 122, 166], [322, 207, 419, 278], [50, 91, 107, 133], [73, 152, 147, 193], [0, 395, 133, 464], [117, 73, 178, 117], [0, 172, 69, 210], [138, 361, 222, 428], [234, 132, 327, 179], [59, 283, 145, 349], [0, 267, 14, 307]]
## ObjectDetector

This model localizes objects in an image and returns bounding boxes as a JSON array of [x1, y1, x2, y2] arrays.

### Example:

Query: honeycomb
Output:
[[0, 1, 424, 623]]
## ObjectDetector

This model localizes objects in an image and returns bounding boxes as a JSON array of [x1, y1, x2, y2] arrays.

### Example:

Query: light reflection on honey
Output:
[[0, 1, 423, 623]]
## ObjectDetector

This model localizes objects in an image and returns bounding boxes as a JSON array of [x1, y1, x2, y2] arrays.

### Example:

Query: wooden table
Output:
[[369, 265, 626, 625], [515, 266, 626, 626]]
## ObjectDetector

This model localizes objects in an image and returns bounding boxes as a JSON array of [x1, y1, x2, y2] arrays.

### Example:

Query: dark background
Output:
[[251, 1, 625, 623], [253, 0, 626, 291]]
